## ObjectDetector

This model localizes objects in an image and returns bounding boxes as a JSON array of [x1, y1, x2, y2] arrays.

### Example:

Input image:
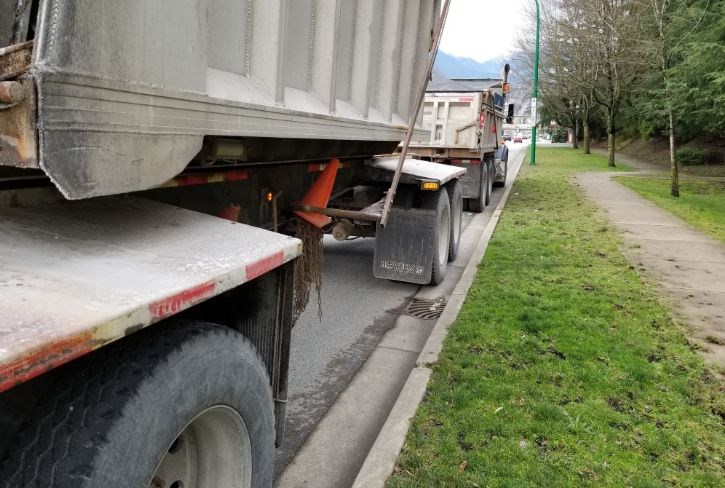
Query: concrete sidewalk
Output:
[[576, 171, 725, 372], [591, 148, 725, 182]]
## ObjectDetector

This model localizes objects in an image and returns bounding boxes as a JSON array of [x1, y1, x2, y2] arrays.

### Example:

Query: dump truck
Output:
[[409, 73, 513, 212], [0, 1, 460, 486]]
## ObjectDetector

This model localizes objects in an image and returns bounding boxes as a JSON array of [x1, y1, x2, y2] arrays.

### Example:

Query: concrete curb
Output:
[[351, 155, 525, 488]]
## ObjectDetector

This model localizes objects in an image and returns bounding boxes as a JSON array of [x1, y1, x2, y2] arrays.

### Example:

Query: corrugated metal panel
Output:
[[8, 0, 439, 199]]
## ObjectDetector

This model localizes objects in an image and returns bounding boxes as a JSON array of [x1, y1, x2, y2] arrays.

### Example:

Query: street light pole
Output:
[[531, 0, 540, 165]]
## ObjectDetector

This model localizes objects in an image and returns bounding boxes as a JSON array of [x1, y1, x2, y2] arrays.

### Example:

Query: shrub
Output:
[[551, 127, 569, 143], [638, 121, 657, 139], [676, 146, 704, 166], [702, 149, 724, 165]]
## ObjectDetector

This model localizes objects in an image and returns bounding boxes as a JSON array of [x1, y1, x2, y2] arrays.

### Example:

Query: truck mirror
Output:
[[507, 103, 514, 124]]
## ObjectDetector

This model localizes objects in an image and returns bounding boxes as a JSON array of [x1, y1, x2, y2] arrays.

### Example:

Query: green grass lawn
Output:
[[529, 147, 633, 175], [614, 176, 725, 244], [387, 148, 724, 487]]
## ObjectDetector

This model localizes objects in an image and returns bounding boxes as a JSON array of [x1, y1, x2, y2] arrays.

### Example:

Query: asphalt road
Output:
[[275, 143, 528, 478]]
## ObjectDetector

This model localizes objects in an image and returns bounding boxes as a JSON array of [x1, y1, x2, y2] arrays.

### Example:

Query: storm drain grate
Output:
[[405, 297, 447, 320]]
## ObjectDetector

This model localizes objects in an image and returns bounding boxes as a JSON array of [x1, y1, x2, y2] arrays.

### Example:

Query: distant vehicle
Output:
[[522, 133, 530, 139], [514, 134, 523, 143], [503, 134, 512, 141], [408, 72, 513, 212]]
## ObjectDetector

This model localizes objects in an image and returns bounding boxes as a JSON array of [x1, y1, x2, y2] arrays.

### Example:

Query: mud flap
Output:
[[451, 160, 482, 200], [373, 207, 436, 284]]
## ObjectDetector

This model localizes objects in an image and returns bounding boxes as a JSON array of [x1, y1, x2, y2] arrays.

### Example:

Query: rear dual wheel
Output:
[[485, 159, 494, 204], [421, 179, 463, 285], [422, 187, 450, 285], [0, 322, 274, 488], [447, 180, 463, 262], [494, 159, 508, 188], [467, 162, 488, 213]]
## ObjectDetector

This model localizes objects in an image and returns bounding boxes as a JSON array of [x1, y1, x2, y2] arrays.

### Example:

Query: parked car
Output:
[[513, 134, 523, 143], [503, 134, 512, 141]]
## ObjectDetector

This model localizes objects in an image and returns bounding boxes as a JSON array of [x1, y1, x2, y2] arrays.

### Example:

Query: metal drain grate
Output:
[[405, 297, 447, 320]]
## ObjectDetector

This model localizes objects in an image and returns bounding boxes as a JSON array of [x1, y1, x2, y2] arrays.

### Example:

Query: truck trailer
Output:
[[409, 74, 513, 212], [0, 1, 460, 486]]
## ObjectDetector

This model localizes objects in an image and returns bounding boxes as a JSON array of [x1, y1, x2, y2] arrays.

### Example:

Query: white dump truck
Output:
[[409, 72, 514, 212], [0, 1, 460, 486]]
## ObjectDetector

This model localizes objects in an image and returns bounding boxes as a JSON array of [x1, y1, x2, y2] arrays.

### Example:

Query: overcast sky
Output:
[[440, 0, 528, 62]]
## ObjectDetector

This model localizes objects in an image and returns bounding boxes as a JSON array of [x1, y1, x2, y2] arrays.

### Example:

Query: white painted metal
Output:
[[1, 0, 441, 199], [368, 157, 465, 184], [0, 196, 301, 389]]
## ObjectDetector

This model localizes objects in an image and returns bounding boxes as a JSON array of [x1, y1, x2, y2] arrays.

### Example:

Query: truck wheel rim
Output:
[[439, 205, 450, 266], [150, 405, 252, 488]]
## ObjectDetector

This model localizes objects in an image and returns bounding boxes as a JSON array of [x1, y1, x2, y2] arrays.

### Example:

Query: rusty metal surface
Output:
[[0, 196, 302, 393], [0, 41, 32, 81], [292, 203, 382, 223], [0, 77, 37, 168], [0, 81, 25, 103]]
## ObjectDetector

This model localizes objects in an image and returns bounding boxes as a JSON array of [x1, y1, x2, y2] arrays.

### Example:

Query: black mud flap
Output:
[[373, 207, 436, 284], [452, 160, 482, 200]]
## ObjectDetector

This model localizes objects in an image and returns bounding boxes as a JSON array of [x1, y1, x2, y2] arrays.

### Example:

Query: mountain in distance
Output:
[[433, 50, 532, 117], [434, 51, 507, 79]]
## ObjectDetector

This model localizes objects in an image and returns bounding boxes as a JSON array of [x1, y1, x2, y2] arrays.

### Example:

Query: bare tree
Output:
[[586, 0, 649, 166], [521, 0, 605, 154], [519, 0, 649, 165]]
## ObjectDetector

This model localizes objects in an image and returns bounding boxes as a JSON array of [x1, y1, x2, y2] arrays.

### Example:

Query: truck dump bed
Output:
[[0, 0, 439, 199], [410, 78, 505, 159]]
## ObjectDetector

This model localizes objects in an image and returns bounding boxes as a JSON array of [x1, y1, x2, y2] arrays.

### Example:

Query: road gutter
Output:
[[352, 152, 524, 488]]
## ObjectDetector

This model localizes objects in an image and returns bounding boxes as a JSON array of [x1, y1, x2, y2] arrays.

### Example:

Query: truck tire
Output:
[[494, 159, 508, 188], [467, 163, 487, 213], [0, 321, 274, 488], [422, 188, 450, 285], [493, 145, 509, 188], [447, 180, 463, 262], [485, 160, 494, 204]]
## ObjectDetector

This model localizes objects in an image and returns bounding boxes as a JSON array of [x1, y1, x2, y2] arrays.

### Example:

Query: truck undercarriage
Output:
[[0, 1, 468, 486]]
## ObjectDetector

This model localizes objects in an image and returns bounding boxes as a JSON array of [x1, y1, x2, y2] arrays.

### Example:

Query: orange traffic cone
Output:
[[293, 158, 340, 228]]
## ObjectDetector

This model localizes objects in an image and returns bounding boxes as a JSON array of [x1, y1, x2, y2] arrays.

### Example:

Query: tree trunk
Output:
[[573, 116, 579, 150], [606, 112, 616, 167], [583, 105, 591, 154], [660, 20, 679, 197], [668, 106, 679, 197]]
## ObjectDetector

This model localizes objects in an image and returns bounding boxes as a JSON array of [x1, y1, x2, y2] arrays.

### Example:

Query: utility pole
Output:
[[531, 0, 540, 165]]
